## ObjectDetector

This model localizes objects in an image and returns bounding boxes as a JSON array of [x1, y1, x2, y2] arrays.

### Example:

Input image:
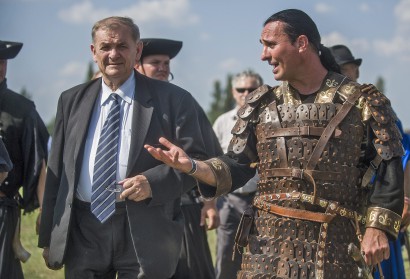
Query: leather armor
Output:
[[224, 72, 403, 279]]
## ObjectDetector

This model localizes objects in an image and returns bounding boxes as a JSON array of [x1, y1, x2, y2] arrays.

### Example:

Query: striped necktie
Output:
[[91, 94, 121, 223]]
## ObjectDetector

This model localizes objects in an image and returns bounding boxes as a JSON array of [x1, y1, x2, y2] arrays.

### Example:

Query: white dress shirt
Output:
[[76, 73, 135, 202]]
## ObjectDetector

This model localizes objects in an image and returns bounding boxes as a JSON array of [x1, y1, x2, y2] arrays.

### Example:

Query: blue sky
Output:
[[1, 0, 410, 129]]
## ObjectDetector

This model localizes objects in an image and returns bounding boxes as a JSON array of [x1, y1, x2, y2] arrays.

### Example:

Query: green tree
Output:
[[207, 80, 224, 124], [20, 87, 32, 100], [375, 76, 385, 94], [46, 117, 55, 136], [223, 74, 235, 112], [207, 74, 235, 124], [86, 61, 95, 81]]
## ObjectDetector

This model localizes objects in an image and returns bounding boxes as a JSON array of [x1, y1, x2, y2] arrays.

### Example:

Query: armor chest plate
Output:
[[255, 102, 365, 208]]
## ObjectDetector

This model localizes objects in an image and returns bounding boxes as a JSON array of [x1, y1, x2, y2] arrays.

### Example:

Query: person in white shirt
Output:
[[212, 70, 263, 279]]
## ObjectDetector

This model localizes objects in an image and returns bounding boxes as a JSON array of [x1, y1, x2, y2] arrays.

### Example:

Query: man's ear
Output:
[[296, 35, 309, 52], [90, 44, 97, 63]]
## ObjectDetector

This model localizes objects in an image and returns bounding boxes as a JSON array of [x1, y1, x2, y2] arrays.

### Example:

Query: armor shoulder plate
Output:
[[361, 84, 404, 160], [229, 84, 275, 155]]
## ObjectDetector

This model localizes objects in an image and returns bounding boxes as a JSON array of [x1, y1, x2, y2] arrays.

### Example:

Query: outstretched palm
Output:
[[144, 137, 192, 172]]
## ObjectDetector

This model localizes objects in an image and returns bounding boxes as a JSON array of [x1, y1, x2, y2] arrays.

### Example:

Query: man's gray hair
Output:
[[231, 69, 263, 87], [92, 16, 140, 43]]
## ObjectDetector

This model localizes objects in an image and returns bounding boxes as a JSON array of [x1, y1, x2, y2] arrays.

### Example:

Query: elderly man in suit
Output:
[[38, 16, 208, 279]]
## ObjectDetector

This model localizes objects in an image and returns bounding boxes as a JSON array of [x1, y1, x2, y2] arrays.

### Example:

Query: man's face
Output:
[[91, 24, 142, 85], [0, 60, 7, 83], [232, 77, 259, 107], [260, 21, 301, 82], [136, 54, 171, 81], [340, 62, 359, 82]]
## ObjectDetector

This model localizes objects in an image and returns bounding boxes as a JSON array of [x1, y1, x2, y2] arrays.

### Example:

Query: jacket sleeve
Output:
[[38, 95, 65, 248], [142, 92, 209, 206]]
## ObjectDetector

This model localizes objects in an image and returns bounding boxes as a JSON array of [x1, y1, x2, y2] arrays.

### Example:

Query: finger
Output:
[[120, 186, 136, 199], [173, 151, 180, 163], [159, 137, 174, 149], [363, 251, 372, 266], [207, 218, 215, 230], [199, 211, 206, 227], [383, 246, 390, 260]]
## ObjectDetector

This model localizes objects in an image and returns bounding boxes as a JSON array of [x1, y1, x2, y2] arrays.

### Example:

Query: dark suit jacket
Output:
[[38, 71, 208, 278]]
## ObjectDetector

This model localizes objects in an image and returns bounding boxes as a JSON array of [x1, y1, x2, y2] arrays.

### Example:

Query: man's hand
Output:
[[119, 175, 152, 202], [200, 200, 219, 230], [144, 137, 192, 173], [42, 248, 63, 270], [361, 227, 390, 266]]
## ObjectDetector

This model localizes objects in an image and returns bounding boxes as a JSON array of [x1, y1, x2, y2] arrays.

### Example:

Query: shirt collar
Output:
[[100, 72, 135, 106]]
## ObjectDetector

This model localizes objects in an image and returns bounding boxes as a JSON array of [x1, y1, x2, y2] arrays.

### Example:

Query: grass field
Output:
[[20, 210, 410, 278]]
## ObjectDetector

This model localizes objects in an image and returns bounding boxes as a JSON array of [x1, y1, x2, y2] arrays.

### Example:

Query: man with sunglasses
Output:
[[212, 70, 263, 279]]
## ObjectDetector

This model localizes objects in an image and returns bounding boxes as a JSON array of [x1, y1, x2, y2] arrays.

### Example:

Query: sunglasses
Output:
[[235, 88, 257, 93]]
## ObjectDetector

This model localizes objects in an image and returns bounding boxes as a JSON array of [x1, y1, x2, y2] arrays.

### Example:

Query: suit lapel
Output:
[[126, 72, 153, 176], [74, 81, 101, 170]]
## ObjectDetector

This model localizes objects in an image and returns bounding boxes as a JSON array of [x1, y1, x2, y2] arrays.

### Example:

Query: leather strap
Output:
[[254, 193, 366, 224], [253, 199, 335, 223], [265, 126, 342, 138], [306, 88, 362, 171], [264, 168, 343, 182], [361, 155, 383, 188]]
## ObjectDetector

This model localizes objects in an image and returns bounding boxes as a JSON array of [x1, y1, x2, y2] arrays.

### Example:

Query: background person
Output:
[[0, 40, 49, 279], [329, 44, 361, 82], [38, 17, 209, 278], [145, 9, 404, 278], [136, 37, 221, 279], [212, 69, 262, 279]]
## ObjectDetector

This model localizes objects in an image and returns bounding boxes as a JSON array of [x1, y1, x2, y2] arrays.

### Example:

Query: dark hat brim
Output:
[[338, 58, 362, 66], [140, 38, 182, 60], [0, 41, 23, 60]]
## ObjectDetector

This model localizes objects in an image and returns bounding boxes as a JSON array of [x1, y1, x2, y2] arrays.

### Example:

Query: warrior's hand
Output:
[[361, 227, 390, 266], [144, 137, 192, 173]]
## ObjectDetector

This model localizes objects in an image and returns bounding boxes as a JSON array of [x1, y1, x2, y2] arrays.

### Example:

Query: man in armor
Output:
[[145, 9, 404, 279]]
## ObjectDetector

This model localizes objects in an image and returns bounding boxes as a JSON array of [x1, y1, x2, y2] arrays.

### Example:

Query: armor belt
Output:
[[253, 193, 366, 225], [254, 193, 365, 279]]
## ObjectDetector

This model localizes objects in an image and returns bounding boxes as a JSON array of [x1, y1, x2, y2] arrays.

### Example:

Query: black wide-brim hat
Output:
[[0, 40, 23, 60], [329, 44, 362, 66], [140, 38, 182, 60]]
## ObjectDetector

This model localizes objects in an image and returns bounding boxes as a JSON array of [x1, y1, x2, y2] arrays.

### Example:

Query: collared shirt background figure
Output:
[[38, 17, 209, 279], [136, 38, 221, 279], [145, 9, 404, 278], [212, 70, 262, 279], [0, 40, 49, 279]]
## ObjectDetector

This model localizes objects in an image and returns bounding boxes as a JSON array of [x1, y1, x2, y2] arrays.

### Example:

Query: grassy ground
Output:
[[21, 210, 64, 279], [20, 211, 410, 278]]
